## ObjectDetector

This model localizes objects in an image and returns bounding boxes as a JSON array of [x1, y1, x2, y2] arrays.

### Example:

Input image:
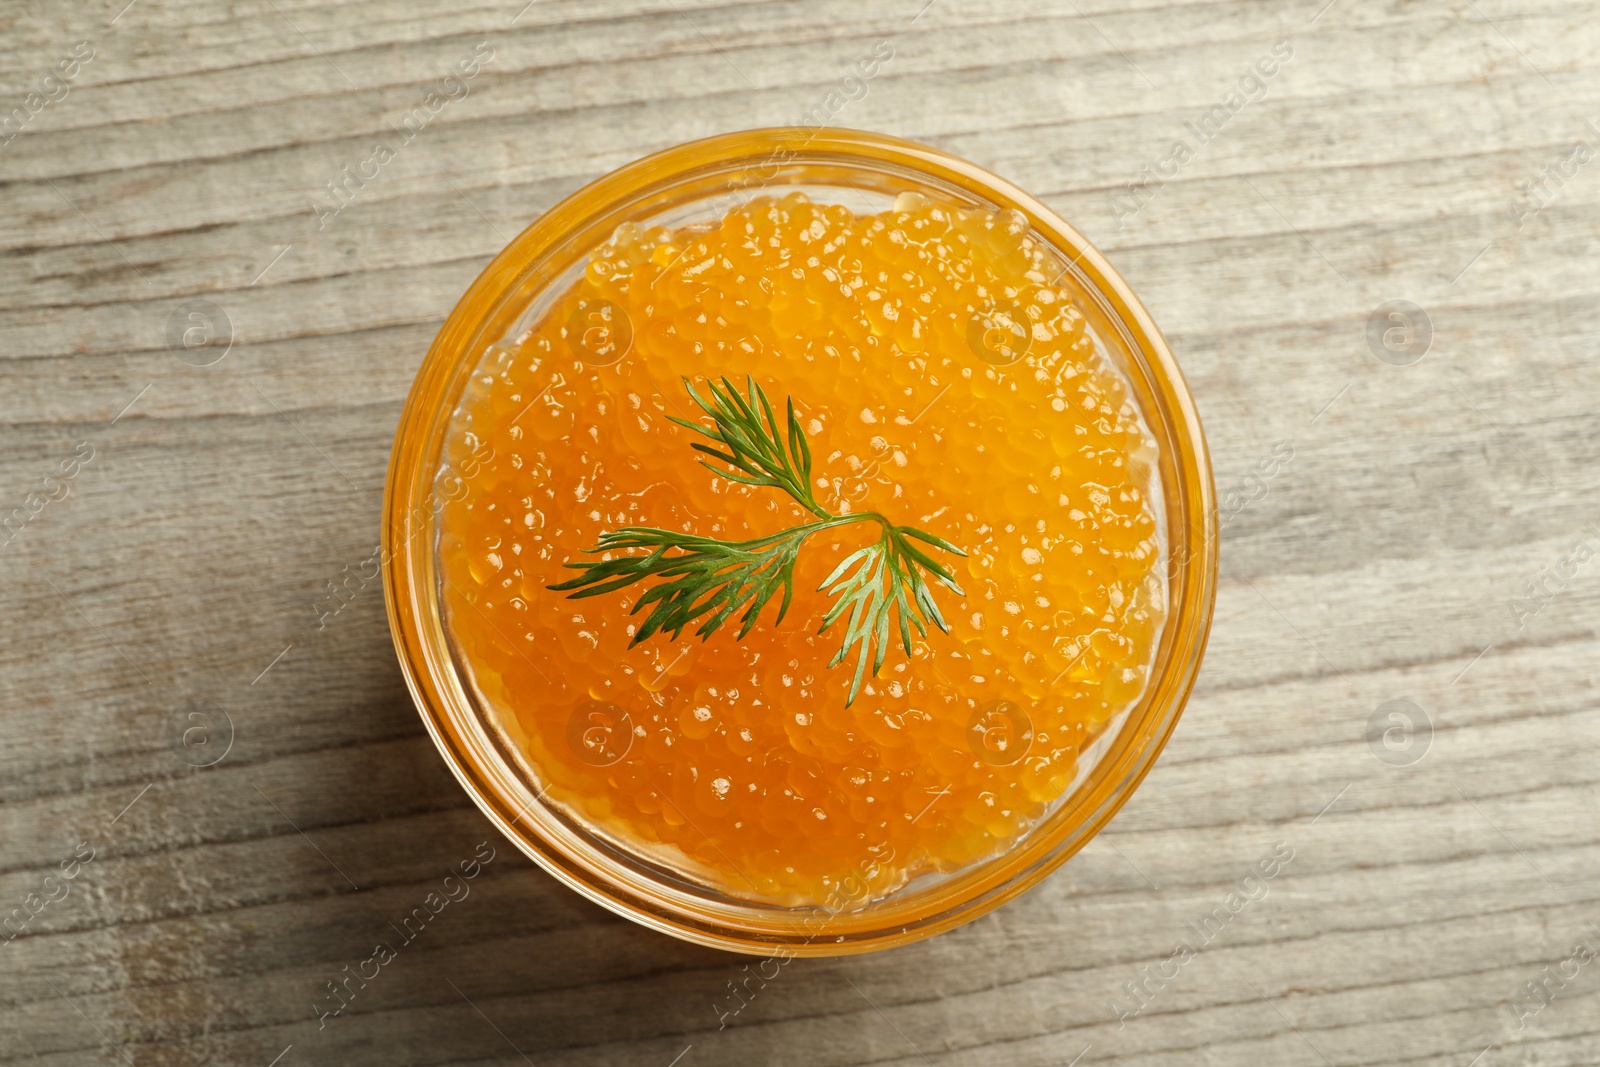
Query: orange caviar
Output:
[[437, 191, 1165, 906]]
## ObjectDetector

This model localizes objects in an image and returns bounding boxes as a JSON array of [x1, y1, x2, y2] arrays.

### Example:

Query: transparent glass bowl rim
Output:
[[381, 127, 1218, 956]]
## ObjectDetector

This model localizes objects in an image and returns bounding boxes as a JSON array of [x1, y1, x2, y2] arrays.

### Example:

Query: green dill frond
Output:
[[550, 376, 968, 706]]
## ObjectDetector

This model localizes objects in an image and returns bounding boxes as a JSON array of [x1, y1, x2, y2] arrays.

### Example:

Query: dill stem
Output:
[[792, 510, 893, 541]]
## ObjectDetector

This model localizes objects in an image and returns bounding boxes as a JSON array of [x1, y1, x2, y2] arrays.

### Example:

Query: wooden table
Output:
[[4, 1, 1597, 1063]]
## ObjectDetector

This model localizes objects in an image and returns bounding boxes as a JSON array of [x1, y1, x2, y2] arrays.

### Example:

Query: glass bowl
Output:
[[381, 127, 1216, 956]]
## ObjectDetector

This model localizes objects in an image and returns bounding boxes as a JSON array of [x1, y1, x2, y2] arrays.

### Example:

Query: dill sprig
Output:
[[549, 376, 967, 705], [669, 376, 826, 519]]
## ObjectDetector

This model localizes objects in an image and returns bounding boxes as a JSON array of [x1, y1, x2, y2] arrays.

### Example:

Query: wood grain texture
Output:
[[3, 0, 1598, 1063]]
